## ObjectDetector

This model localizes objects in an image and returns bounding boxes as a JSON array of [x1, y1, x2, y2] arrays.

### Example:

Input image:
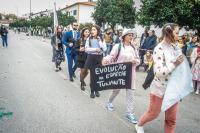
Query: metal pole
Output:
[[30, 0, 32, 18]]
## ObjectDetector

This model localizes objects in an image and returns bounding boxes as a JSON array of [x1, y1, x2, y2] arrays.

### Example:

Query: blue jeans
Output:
[[106, 43, 112, 56], [2, 35, 8, 47]]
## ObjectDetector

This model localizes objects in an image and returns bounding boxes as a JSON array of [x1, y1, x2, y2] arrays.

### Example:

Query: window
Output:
[[66, 11, 70, 16], [73, 10, 77, 15]]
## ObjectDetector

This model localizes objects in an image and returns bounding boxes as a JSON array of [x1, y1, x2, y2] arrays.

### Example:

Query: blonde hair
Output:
[[160, 23, 179, 44]]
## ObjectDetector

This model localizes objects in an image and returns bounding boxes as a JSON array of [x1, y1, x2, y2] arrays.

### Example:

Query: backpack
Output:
[[114, 43, 138, 62]]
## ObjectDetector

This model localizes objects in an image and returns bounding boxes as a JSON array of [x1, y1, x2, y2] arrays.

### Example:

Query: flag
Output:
[[161, 56, 194, 112], [53, 2, 58, 34], [53, 1, 58, 49]]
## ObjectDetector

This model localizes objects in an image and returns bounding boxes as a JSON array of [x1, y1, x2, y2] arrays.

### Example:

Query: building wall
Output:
[[61, 5, 78, 21], [78, 5, 94, 23], [66, 0, 97, 5]]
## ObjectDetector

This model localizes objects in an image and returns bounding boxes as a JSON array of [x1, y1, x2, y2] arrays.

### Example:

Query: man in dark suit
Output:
[[63, 22, 81, 82]]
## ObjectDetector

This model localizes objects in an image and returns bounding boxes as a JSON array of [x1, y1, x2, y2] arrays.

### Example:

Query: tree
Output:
[[92, 0, 108, 27], [10, 11, 75, 30], [92, 0, 136, 30], [37, 16, 53, 28], [79, 23, 93, 30], [0, 14, 2, 20], [5, 15, 9, 20], [57, 11, 76, 26], [137, 0, 200, 34], [119, 0, 136, 28]]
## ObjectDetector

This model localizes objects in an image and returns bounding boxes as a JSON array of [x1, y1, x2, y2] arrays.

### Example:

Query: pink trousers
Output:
[[138, 94, 178, 133]]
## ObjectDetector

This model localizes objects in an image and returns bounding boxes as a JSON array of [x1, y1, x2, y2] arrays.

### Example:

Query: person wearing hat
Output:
[[102, 29, 140, 124]]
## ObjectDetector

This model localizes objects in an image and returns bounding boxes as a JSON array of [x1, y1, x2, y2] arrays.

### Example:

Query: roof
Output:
[[60, 2, 96, 11], [31, 9, 52, 16]]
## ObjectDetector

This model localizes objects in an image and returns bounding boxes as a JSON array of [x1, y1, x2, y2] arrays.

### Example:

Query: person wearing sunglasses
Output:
[[63, 22, 81, 82]]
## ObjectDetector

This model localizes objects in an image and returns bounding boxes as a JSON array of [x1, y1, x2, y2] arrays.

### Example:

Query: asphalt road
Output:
[[0, 31, 199, 133]]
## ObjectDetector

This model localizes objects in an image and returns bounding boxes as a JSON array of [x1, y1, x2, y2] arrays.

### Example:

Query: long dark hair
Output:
[[192, 35, 199, 43], [90, 25, 101, 39], [56, 25, 62, 39], [88, 25, 102, 47], [160, 23, 179, 44], [81, 27, 90, 40]]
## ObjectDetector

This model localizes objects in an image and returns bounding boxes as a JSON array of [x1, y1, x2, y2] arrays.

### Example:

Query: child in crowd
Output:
[[143, 50, 153, 72], [191, 43, 200, 94]]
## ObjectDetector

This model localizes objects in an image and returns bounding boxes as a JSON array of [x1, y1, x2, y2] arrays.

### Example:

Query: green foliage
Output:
[[79, 23, 94, 30], [0, 14, 2, 20], [10, 19, 29, 27], [92, 0, 136, 29], [5, 15, 10, 20], [137, 0, 200, 33], [37, 16, 53, 28], [57, 11, 76, 27], [119, 0, 136, 28], [10, 12, 75, 29]]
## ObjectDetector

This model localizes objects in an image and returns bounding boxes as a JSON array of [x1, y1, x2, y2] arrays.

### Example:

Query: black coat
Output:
[[0, 28, 8, 36]]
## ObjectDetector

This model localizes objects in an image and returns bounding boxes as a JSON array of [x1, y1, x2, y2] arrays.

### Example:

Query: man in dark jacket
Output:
[[0, 26, 3, 47], [141, 30, 157, 51], [0, 26, 8, 48]]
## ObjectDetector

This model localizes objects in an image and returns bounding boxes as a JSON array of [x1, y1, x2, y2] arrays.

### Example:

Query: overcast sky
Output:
[[0, 0, 141, 16], [0, 0, 68, 16]]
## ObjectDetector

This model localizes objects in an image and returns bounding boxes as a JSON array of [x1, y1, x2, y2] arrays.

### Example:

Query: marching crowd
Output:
[[0, 21, 198, 133], [50, 22, 199, 133]]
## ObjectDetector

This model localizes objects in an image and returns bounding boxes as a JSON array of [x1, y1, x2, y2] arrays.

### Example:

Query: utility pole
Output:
[[17, 7, 19, 17], [29, 0, 32, 19]]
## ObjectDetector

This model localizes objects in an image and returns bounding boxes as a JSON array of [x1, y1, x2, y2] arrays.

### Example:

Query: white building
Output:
[[66, 0, 97, 6], [22, 13, 30, 19], [31, 9, 53, 19], [60, 1, 96, 24]]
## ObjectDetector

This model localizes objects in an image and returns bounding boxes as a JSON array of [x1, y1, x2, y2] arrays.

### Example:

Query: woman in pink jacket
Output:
[[102, 29, 140, 124]]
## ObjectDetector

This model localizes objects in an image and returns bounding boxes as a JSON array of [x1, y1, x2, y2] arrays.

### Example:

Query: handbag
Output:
[[142, 63, 154, 90]]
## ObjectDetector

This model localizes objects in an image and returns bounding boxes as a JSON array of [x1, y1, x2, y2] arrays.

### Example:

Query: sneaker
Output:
[[69, 77, 74, 82], [72, 73, 76, 78], [55, 68, 59, 72], [126, 113, 138, 124], [195, 90, 199, 95], [106, 102, 114, 111], [135, 124, 144, 133]]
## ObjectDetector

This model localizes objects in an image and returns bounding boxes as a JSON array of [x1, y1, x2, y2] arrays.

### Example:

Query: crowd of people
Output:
[[50, 22, 199, 133]]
